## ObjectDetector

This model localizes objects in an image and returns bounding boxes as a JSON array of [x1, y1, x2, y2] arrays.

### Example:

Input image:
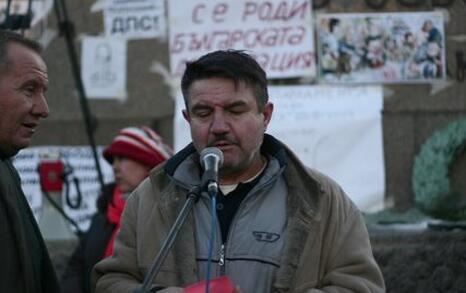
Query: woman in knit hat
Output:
[[60, 126, 172, 293]]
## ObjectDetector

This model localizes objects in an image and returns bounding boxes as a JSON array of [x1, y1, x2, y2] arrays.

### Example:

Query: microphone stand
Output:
[[134, 185, 202, 293], [52, 0, 105, 190]]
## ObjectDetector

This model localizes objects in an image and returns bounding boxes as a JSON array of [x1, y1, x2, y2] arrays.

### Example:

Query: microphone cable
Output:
[[61, 161, 83, 210], [64, 176, 83, 209], [205, 194, 217, 293]]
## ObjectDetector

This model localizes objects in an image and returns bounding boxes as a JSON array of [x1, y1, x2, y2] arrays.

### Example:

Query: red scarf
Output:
[[103, 187, 126, 258]]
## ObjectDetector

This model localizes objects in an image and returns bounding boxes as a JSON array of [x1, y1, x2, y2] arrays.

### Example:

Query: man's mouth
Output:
[[22, 122, 38, 132], [212, 141, 235, 149]]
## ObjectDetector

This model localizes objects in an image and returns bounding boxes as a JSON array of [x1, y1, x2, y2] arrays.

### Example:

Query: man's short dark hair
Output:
[[0, 29, 42, 74], [181, 50, 269, 111]]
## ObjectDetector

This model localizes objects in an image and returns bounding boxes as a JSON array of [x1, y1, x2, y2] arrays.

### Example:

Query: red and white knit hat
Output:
[[103, 126, 173, 168]]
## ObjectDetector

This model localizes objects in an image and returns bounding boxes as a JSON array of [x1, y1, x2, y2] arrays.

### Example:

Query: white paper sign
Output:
[[81, 36, 127, 99], [168, 0, 316, 79], [12, 146, 114, 231], [267, 86, 385, 211], [103, 0, 166, 40], [174, 85, 385, 211]]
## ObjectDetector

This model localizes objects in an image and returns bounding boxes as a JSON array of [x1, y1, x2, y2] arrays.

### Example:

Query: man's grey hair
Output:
[[0, 29, 42, 74]]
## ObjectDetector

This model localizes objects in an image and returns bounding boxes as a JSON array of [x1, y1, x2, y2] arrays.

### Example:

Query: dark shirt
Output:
[[0, 160, 23, 292], [216, 165, 266, 243]]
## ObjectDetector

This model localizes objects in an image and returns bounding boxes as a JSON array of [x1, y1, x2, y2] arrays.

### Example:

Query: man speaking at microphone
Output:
[[93, 50, 385, 293]]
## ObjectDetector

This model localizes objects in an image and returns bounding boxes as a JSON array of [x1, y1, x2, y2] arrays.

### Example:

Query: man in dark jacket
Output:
[[0, 29, 60, 293]]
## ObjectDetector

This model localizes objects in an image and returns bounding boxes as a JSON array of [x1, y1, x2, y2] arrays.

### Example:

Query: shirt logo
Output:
[[252, 231, 280, 243]]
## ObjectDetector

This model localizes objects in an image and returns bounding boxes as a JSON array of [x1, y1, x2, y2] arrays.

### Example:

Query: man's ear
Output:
[[262, 102, 274, 130], [182, 109, 190, 123]]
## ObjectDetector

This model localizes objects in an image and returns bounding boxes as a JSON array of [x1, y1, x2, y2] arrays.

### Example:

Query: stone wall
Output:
[[371, 228, 466, 293]]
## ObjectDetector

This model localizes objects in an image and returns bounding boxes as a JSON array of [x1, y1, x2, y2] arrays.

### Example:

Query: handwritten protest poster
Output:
[[168, 0, 316, 79], [103, 0, 166, 40], [317, 12, 445, 83]]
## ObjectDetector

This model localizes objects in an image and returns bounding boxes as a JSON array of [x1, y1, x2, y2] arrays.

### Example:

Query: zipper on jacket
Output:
[[216, 162, 281, 277], [219, 243, 226, 275], [217, 175, 277, 277]]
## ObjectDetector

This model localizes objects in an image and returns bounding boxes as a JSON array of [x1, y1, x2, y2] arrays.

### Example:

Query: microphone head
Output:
[[200, 147, 224, 169]]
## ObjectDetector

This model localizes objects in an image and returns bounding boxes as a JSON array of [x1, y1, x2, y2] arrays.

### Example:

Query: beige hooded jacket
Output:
[[93, 136, 385, 293]]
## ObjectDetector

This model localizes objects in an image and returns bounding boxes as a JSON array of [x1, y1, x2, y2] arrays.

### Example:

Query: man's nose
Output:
[[33, 94, 49, 118], [210, 111, 229, 134]]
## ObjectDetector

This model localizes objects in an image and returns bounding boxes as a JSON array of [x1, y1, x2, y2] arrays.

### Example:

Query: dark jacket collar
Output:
[[0, 150, 9, 161], [161, 134, 322, 220], [163, 134, 321, 213], [164, 134, 288, 177]]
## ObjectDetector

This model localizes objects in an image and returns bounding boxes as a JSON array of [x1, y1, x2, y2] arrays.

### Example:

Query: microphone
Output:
[[200, 147, 224, 196]]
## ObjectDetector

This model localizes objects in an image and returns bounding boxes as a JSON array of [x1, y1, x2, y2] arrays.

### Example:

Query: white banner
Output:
[[12, 146, 114, 231], [81, 36, 127, 99], [174, 85, 385, 211], [103, 0, 166, 40], [168, 0, 316, 79]]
